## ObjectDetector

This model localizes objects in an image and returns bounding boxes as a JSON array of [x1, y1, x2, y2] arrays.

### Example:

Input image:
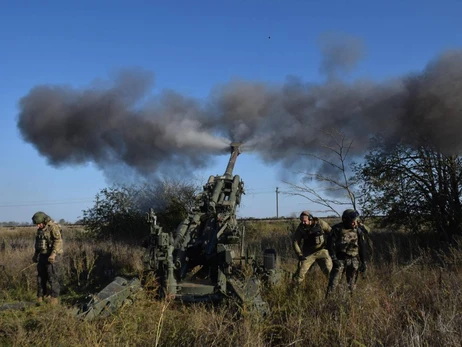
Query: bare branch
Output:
[[284, 128, 359, 214]]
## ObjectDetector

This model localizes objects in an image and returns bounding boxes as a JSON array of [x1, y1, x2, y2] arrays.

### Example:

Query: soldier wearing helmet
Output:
[[325, 209, 370, 297], [31, 211, 63, 305], [292, 211, 333, 284]]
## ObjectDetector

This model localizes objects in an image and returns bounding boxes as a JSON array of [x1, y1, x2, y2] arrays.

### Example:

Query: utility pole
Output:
[[276, 187, 279, 218]]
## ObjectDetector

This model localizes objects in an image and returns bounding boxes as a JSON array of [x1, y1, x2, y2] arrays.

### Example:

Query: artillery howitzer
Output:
[[144, 142, 280, 313], [53, 142, 279, 320]]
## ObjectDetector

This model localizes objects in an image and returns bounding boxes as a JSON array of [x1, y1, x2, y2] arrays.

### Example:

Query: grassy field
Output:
[[0, 221, 461, 346]]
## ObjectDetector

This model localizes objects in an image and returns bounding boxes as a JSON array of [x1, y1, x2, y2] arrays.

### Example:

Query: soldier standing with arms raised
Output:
[[326, 209, 369, 297], [292, 211, 333, 284], [31, 211, 63, 305]]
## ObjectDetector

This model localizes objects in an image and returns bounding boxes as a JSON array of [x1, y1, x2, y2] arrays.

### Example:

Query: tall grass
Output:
[[0, 223, 461, 346]]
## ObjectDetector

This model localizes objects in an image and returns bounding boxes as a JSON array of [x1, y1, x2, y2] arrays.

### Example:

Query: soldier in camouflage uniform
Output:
[[325, 209, 369, 297], [292, 211, 333, 284], [31, 211, 63, 305]]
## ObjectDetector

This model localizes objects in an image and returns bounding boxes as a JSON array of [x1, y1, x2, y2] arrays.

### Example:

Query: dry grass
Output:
[[0, 224, 461, 346]]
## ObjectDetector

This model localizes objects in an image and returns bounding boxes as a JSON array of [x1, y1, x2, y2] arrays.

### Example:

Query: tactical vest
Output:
[[300, 222, 325, 253], [34, 222, 63, 255], [35, 229, 48, 253], [334, 226, 360, 257]]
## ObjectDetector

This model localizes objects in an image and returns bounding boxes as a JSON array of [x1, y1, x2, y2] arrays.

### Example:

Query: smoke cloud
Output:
[[317, 31, 365, 80], [17, 68, 230, 178], [16, 34, 462, 182]]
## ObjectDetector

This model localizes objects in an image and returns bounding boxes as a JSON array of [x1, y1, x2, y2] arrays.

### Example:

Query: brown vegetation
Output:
[[0, 222, 461, 346]]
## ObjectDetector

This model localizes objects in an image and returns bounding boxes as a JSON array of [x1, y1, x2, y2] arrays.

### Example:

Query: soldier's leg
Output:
[[293, 255, 316, 284], [345, 258, 360, 292], [37, 255, 48, 298], [315, 249, 333, 278], [47, 258, 61, 298], [326, 260, 344, 297]]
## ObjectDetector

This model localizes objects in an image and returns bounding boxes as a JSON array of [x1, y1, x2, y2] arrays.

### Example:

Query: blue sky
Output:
[[1, 0, 462, 223]]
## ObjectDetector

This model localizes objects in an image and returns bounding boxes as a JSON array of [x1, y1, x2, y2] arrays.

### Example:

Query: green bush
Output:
[[82, 179, 197, 240]]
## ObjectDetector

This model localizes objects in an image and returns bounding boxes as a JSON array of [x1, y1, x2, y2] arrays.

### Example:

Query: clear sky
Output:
[[1, 0, 462, 223]]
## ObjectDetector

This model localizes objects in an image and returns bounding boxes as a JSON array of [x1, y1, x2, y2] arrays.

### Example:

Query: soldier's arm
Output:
[[292, 226, 303, 257], [50, 224, 63, 255], [327, 229, 337, 260], [358, 222, 371, 234], [319, 220, 332, 234], [358, 230, 366, 263]]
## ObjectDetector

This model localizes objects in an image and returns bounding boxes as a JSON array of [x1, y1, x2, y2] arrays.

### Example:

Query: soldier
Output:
[[31, 211, 63, 305], [292, 211, 333, 284], [325, 209, 369, 297]]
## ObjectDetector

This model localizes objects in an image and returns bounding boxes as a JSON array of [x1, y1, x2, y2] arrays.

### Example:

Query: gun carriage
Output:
[[145, 142, 279, 312]]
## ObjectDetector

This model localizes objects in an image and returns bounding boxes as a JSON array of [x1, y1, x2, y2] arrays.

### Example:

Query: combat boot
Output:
[[49, 297, 58, 305]]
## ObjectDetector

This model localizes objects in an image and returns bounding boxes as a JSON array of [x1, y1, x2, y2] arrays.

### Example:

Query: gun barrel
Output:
[[224, 142, 242, 177]]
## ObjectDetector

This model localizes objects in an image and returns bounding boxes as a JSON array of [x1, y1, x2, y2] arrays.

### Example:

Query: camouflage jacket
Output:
[[34, 220, 63, 255], [293, 218, 332, 256], [327, 222, 367, 262]]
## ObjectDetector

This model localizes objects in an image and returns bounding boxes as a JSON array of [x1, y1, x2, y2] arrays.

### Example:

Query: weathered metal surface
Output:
[[74, 276, 142, 320], [144, 142, 282, 314]]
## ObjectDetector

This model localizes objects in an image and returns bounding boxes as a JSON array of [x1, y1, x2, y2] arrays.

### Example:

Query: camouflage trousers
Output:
[[293, 249, 333, 283], [326, 256, 359, 295], [37, 254, 61, 298]]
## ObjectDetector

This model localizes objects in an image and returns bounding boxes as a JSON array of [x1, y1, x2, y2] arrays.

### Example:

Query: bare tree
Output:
[[283, 128, 360, 216]]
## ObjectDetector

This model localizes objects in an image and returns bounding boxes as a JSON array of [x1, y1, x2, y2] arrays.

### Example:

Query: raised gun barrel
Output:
[[142, 140, 278, 315], [224, 142, 242, 178]]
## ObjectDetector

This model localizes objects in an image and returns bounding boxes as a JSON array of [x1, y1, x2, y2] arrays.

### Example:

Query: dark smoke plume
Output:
[[17, 36, 462, 181], [317, 31, 365, 80], [17, 68, 230, 178]]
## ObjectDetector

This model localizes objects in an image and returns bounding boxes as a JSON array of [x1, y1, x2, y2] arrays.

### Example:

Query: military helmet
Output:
[[32, 211, 49, 224], [299, 210, 313, 221], [342, 209, 360, 223]]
